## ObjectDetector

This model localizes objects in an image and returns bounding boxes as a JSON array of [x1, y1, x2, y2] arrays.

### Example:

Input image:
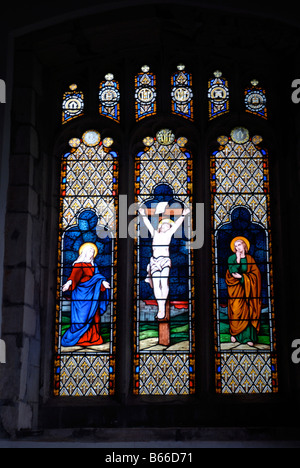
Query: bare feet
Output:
[[156, 311, 166, 320], [231, 336, 237, 343], [247, 341, 254, 347]]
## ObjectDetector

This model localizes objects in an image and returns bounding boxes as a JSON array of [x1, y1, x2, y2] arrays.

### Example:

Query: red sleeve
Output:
[[68, 263, 84, 291]]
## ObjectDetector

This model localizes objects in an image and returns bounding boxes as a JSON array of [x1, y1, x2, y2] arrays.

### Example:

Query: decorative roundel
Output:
[[245, 90, 266, 112], [230, 127, 250, 144], [156, 129, 175, 146], [252, 135, 263, 145], [143, 136, 154, 147], [99, 85, 120, 106], [105, 73, 114, 81], [173, 87, 193, 104], [177, 137, 188, 148], [69, 138, 81, 148], [217, 136, 229, 146], [63, 95, 84, 115], [82, 130, 101, 147], [208, 84, 229, 104], [135, 87, 156, 104], [103, 137, 114, 148]]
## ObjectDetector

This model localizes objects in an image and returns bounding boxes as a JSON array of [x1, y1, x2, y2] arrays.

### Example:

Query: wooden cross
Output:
[[144, 208, 183, 216], [158, 301, 171, 346]]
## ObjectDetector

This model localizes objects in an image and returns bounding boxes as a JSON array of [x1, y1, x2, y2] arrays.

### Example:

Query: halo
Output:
[[79, 243, 98, 257], [230, 237, 250, 253], [158, 218, 175, 227]]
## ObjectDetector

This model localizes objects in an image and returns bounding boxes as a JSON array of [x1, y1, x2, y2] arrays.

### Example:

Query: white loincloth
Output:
[[145, 256, 172, 289]]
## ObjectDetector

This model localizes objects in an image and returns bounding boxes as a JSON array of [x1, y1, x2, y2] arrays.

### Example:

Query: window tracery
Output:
[[171, 64, 194, 120], [211, 128, 278, 393], [62, 84, 84, 124]]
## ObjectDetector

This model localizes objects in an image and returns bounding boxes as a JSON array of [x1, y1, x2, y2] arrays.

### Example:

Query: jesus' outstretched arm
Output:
[[138, 207, 155, 237], [168, 207, 190, 235]]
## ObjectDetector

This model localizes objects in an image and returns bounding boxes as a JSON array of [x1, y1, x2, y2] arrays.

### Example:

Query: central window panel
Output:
[[133, 129, 195, 395]]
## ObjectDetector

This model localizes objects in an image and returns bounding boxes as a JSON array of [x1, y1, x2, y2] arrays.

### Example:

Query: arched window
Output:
[[55, 66, 278, 400], [133, 130, 195, 395], [208, 71, 229, 120], [0, 79, 6, 104], [171, 64, 194, 120], [62, 84, 84, 124], [54, 130, 118, 396], [99, 74, 120, 122], [211, 128, 278, 393], [135, 65, 157, 121], [6, 4, 299, 438]]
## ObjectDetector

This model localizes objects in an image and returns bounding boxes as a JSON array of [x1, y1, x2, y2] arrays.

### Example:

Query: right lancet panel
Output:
[[210, 127, 278, 394]]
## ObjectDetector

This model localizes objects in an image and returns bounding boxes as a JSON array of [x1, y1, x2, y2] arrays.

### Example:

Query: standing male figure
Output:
[[139, 205, 190, 320]]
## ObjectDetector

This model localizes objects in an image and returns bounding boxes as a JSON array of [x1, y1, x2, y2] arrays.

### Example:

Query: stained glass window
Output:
[[135, 65, 157, 121], [208, 71, 229, 120], [62, 84, 84, 124], [211, 127, 278, 394], [99, 74, 120, 122], [134, 129, 195, 395], [245, 80, 267, 119], [54, 130, 118, 396], [171, 64, 193, 120]]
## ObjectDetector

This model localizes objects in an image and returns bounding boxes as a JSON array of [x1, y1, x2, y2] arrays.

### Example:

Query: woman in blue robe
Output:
[[61, 243, 110, 347]]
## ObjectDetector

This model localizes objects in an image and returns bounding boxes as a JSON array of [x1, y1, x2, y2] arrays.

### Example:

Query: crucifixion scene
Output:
[[137, 186, 192, 351], [139, 203, 190, 320]]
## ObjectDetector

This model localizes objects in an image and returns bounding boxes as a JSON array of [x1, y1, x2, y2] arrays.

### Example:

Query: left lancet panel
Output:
[[54, 130, 118, 396]]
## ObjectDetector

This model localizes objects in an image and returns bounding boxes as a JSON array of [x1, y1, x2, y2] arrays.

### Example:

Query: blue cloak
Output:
[[61, 266, 109, 347]]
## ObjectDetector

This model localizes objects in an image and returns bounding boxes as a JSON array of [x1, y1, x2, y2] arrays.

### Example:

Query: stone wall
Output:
[[0, 52, 44, 435]]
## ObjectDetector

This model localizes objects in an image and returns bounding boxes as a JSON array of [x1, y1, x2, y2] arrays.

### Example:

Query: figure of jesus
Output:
[[139, 206, 190, 320]]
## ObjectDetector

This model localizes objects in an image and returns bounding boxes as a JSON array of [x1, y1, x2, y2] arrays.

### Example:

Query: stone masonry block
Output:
[[4, 212, 32, 267], [14, 125, 39, 159], [13, 88, 36, 126], [6, 185, 39, 216], [3, 267, 35, 308], [9, 153, 34, 186]]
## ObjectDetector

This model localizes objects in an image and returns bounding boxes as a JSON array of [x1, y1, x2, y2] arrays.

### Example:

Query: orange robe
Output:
[[225, 254, 262, 337]]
